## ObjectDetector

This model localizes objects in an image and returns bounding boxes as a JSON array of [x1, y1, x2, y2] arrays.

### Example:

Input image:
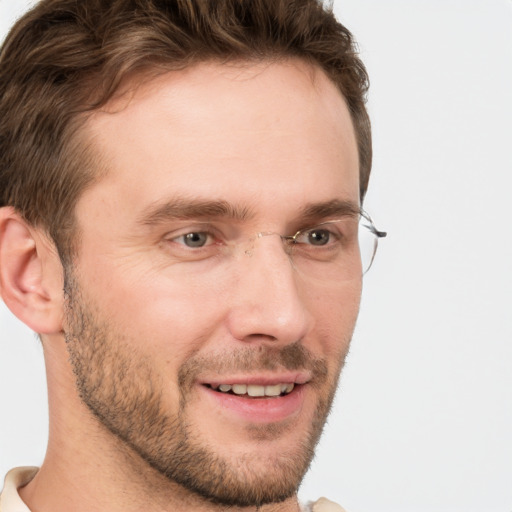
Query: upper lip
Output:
[[199, 371, 312, 387]]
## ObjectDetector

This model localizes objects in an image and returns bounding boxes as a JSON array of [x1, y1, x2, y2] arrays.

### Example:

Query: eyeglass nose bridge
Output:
[[243, 231, 290, 258]]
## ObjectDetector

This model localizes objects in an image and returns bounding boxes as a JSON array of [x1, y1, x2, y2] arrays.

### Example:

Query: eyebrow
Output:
[[138, 197, 254, 226], [299, 199, 361, 221], [137, 197, 360, 227]]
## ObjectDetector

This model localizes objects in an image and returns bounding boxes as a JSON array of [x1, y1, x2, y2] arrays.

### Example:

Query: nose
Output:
[[226, 234, 312, 345]]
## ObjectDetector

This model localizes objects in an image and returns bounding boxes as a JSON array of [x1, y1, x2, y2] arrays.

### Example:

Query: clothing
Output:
[[303, 497, 347, 512], [0, 467, 346, 512], [0, 468, 38, 512]]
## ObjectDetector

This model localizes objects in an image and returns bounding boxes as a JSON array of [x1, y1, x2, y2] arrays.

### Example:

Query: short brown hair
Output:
[[0, 0, 371, 261]]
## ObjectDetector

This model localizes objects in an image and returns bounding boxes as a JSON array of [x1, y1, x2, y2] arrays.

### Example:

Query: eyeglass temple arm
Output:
[[360, 209, 387, 239]]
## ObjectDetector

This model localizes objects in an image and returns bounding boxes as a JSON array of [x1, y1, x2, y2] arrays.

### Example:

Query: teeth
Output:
[[232, 384, 247, 395], [247, 385, 265, 397], [265, 384, 282, 397], [213, 382, 295, 397]]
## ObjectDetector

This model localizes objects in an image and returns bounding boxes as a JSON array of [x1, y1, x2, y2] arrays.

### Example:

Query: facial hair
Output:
[[63, 270, 347, 508]]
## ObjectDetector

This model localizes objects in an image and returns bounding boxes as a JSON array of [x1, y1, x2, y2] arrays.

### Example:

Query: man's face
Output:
[[64, 60, 361, 506]]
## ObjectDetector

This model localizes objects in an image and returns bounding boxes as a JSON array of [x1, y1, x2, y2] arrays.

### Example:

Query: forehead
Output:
[[78, 59, 359, 226]]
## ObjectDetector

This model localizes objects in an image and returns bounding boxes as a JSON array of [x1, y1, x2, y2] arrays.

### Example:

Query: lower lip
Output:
[[201, 385, 306, 424]]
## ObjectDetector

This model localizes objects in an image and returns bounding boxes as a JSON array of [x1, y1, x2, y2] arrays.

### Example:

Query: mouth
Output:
[[197, 373, 311, 423], [206, 382, 296, 398]]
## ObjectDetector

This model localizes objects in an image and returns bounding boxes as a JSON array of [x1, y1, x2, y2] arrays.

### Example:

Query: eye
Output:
[[173, 231, 213, 248], [304, 228, 331, 246], [295, 226, 339, 246]]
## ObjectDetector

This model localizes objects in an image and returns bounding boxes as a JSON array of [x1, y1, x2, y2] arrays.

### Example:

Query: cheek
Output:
[[87, 264, 228, 362], [307, 279, 362, 357]]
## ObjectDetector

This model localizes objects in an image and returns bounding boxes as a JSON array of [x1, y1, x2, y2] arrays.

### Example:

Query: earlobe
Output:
[[0, 207, 64, 334]]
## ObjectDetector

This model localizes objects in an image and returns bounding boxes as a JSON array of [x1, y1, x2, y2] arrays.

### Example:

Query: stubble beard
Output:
[[63, 271, 348, 508]]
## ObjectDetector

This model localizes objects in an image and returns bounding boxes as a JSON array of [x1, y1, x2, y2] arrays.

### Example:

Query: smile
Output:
[[207, 383, 295, 397], [199, 372, 311, 422]]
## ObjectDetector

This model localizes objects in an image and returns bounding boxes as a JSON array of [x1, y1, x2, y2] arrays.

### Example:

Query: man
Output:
[[0, 1, 385, 511]]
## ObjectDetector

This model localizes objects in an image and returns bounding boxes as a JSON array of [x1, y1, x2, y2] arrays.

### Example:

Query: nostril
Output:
[[244, 333, 278, 343]]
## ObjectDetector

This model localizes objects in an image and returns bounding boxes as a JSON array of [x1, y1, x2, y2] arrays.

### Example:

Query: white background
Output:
[[1, 1, 511, 511]]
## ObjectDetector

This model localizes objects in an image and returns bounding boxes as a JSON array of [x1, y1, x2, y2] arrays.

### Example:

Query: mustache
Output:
[[178, 341, 329, 391]]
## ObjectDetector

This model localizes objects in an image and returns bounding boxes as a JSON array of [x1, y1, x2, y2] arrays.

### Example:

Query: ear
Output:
[[0, 207, 64, 334]]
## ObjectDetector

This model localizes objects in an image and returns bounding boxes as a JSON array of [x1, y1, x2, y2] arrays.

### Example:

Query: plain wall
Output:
[[1, 1, 511, 511]]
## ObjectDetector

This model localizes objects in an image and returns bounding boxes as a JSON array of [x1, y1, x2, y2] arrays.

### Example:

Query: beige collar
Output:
[[0, 467, 38, 512], [307, 497, 347, 512]]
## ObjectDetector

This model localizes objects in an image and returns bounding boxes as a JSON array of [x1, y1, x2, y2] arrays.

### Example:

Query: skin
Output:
[[0, 59, 361, 512]]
